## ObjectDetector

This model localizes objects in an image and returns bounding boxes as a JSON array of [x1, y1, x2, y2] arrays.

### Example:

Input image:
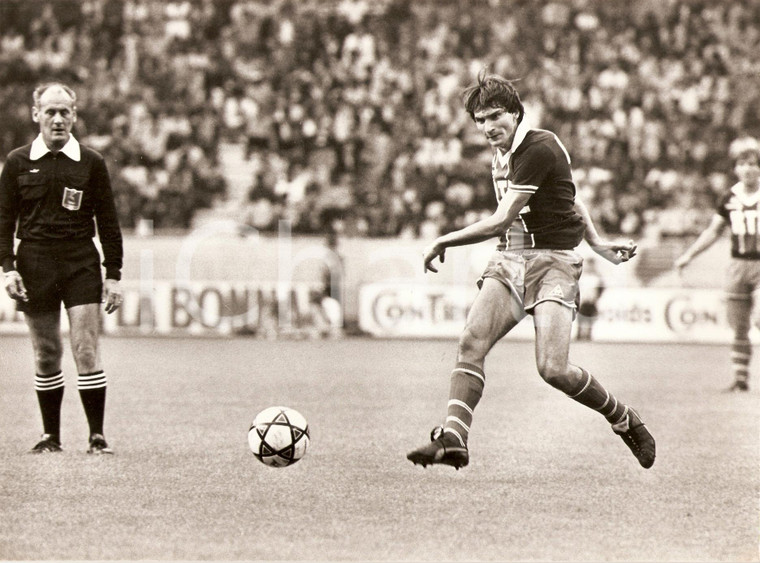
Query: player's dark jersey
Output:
[[717, 182, 760, 259], [492, 126, 585, 251]]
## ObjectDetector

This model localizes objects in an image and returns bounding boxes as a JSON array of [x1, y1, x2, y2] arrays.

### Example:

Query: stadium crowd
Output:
[[1, 0, 759, 237]]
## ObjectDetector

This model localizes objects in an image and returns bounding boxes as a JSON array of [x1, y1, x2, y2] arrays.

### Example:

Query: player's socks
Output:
[[567, 367, 628, 425], [730, 339, 751, 387], [35, 371, 65, 439], [444, 362, 485, 447], [78, 371, 107, 436]]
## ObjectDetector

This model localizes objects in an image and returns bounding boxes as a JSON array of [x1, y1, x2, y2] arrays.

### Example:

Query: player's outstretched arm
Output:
[[574, 196, 636, 264], [589, 239, 637, 265], [674, 214, 726, 272], [422, 190, 531, 273]]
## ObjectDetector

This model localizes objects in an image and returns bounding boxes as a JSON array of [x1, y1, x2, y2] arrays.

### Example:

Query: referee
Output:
[[0, 82, 124, 454]]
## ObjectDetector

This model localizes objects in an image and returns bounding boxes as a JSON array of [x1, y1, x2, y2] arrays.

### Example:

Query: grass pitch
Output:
[[0, 335, 757, 561]]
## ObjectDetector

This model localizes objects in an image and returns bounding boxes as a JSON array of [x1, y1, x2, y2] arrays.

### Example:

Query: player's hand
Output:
[[3, 270, 28, 302], [673, 255, 691, 284], [591, 239, 637, 265], [102, 278, 123, 314], [673, 254, 690, 271], [422, 241, 446, 273]]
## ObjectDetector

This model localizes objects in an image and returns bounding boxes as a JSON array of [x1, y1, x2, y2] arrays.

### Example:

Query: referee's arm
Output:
[[0, 156, 19, 273], [91, 157, 123, 281]]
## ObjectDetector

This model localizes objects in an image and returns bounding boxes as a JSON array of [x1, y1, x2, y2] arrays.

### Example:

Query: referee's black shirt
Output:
[[0, 136, 123, 280]]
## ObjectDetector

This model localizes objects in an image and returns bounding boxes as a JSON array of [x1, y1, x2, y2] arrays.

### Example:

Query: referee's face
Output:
[[32, 86, 77, 152], [472, 106, 519, 151]]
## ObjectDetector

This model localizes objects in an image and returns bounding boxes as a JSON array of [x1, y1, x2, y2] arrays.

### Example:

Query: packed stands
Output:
[[1, 0, 758, 237]]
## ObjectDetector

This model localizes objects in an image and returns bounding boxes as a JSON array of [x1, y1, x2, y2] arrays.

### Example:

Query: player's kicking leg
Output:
[[534, 301, 655, 468], [407, 279, 523, 469]]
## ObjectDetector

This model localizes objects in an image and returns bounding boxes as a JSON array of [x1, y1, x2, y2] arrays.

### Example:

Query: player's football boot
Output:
[[29, 434, 62, 454], [724, 380, 749, 392], [407, 427, 469, 470], [611, 408, 655, 469], [87, 433, 114, 455]]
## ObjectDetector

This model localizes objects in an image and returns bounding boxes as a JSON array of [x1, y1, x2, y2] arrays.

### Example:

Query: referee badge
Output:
[[62, 187, 83, 211]]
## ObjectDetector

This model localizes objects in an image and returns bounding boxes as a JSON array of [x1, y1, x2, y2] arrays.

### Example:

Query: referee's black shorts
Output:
[[15, 239, 103, 315]]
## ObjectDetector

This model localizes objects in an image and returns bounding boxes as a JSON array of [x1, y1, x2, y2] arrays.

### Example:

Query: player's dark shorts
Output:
[[15, 239, 103, 315], [725, 257, 760, 300], [477, 249, 582, 315]]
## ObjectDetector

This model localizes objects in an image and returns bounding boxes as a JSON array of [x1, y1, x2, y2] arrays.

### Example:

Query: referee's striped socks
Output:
[[34, 371, 65, 440], [78, 371, 107, 437]]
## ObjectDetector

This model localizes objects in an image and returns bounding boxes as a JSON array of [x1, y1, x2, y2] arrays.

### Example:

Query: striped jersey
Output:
[[491, 124, 585, 251], [717, 182, 760, 259]]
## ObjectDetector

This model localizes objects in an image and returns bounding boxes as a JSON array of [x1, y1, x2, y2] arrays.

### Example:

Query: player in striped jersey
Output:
[[675, 138, 760, 392], [407, 71, 654, 470]]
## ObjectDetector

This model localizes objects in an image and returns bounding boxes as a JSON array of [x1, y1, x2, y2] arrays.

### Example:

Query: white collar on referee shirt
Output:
[[30, 134, 81, 162]]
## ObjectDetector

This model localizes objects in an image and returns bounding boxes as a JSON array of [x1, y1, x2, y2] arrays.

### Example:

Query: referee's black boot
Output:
[[29, 434, 62, 454], [87, 433, 113, 455]]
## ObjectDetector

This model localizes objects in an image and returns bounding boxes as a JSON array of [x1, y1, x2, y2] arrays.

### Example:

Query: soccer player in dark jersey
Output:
[[675, 139, 760, 392], [406, 71, 655, 470], [0, 82, 124, 454]]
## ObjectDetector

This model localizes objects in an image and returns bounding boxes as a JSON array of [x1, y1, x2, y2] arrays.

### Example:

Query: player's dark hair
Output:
[[463, 69, 524, 122], [33, 82, 77, 108]]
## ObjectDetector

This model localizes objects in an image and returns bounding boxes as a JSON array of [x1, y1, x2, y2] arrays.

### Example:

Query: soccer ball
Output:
[[247, 406, 310, 467]]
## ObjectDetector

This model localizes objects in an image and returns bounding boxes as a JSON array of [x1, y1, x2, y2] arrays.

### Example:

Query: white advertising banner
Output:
[[358, 283, 536, 340], [0, 280, 341, 338], [0, 280, 750, 343], [591, 287, 748, 343], [358, 283, 753, 343]]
